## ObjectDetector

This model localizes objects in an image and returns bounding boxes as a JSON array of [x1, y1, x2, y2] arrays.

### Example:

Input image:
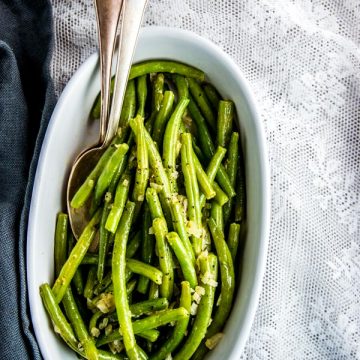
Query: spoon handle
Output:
[[104, 0, 148, 147], [94, 0, 124, 144]]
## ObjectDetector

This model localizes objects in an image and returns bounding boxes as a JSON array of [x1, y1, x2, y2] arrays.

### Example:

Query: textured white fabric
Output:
[[50, 0, 360, 358]]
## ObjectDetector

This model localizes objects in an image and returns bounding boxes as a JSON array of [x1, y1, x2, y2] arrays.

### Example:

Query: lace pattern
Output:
[[50, 0, 360, 358]]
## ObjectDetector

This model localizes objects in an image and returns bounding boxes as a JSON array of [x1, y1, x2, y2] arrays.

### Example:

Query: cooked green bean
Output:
[[203, 83, 221, 111], [84, 255, 150, 292], [188, 94, 214, 160], [93, 275, 134, 303], [190, 143, 228, 208], [42, 292, 119, 359], [119, 79, 136, 129], [91, 77, 136, 127], [202, 222, 212, 253], [126, 259, 163, 285], [98, 202, 111, 282], [152, 217, 173, 300], [188, 94, 235, 198], [98, 351, 126, 360], [137, 75, 148, 117], [174, 254, 218, 360], [82, 254, 110, 267], [187, 77, 216, 131], [152, 73, 165, 112], [129, 61, 205, 82], [108, 151, 128, 196], [223, 132, 239, 225], [68, 234, 84, 295], [150, 281, 191, 360], [192, 138, 206, 164], [132, 201, 144, 226], [181, 133, 202, 256], [62, 288, 99, 360], [217, 100, 234, 148], [93, 271, 112, 296], [166, 232, 197, 288], [52, 209, 101, 303], [130, 117, 172, 223], [146, 187, 164, 220], [71, 122, 131, 208], [94, 144, 129, 207], [112, 201, 140, 360], [199, 146, 227, 208], [152, 91, 175, 146], [127, 230, 141, 258], [212, 182, 229, 207], [40, 283, 79, 351], [169, 196, 195, 263], [98, 308, 187, 347], [54, 213, 68, 277], [200, 219, 235, 353], [228, 223, 241, 261], [163, 97, 189, 193], [127, 278, 138, 301], [97, 329, 160, 347], [105, 173, 131, 233], [130, 298, 169, 317], [131, 116, 149, 202], [70, 179, 92, 209], [234, 160, 246, 222], [70, 152, 110, 209], [89, 310, 103, 335], [145, 110, 157, 133], [173, 74, 189, 99], [205, 146, 227, 183], [110, 301, 169, 322], [137, 203, 155, 295], [138, 331, 160, 344], [148, 282, 159, 300], [132, 307, 188, 334], [84, 266, 98, 299], [192, 151, 216, 201], [211, 202, 224, 232], [216, 165, 236, 199]]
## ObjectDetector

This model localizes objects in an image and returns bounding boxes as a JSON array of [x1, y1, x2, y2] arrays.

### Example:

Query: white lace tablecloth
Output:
[[50, 1, 360, 358]]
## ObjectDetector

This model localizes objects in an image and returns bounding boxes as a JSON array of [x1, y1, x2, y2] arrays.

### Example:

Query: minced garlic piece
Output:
[[186, 221, 203, 238], [90, 327, 100, 338], [150, 182, 163, 192], [96, 293, 115, 313], [105, 324, 113, 336], [98, 317, 109, 330], [201, 271, 218, 287], [205, 333, 224, 350], [190, 302, 198, 315]]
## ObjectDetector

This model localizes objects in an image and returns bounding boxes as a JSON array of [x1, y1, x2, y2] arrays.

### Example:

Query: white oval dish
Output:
[[27, 27, 270, 360]]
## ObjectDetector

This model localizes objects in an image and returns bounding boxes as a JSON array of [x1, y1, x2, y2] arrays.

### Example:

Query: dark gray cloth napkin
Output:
[[0, 0, 55, 358]]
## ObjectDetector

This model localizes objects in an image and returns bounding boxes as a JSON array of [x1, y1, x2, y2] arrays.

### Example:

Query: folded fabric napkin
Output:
[[0, 0, 54, 358]]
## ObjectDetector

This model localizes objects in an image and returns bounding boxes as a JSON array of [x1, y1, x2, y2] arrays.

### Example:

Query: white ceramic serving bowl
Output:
[[27, 27, 270, 360]]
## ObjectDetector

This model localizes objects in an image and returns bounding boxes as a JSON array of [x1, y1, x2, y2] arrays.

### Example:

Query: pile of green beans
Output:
[[40, 60, 246, 360]]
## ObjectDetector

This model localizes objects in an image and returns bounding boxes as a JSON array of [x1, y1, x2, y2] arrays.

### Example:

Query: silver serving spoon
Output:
[[67, 0, 148, 239]]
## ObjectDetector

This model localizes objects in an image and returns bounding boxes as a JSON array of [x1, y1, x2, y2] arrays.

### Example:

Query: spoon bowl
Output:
[[67, 147, 104, 237]]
